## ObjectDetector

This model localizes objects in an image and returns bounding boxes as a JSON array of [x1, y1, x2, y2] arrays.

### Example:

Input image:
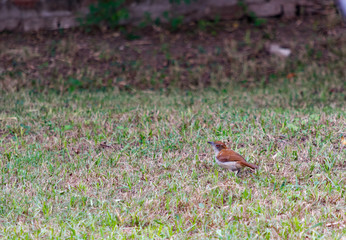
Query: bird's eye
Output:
[[216, 144, 220, 147]]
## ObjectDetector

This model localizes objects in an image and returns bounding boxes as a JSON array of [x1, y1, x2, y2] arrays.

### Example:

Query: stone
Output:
[[19, 9, 39, 18], [40, 10, 71, 17], [209, 5, 246, 20], [129, 1, 171, 23], [283, 3, 296, 18], [245, 0, 266, 3], [248, 2, 282, 17], [57, 16, 77, 29], [268, 44, 291, 57], [205, 0, 238, 7], [0, 18, 20, 31], [23, 17, 44, 31], [0, 6, 21, 20]]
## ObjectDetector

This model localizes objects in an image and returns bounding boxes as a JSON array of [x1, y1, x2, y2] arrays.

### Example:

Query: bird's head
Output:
[[208, 141, 227, 152]]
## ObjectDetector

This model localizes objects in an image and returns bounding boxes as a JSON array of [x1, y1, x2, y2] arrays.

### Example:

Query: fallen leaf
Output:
[[286, 73, 295, 78], [341, 136, 346, 146]]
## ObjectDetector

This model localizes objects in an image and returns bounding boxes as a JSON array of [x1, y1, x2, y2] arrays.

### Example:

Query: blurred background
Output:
[[0, 0, 345, 92]]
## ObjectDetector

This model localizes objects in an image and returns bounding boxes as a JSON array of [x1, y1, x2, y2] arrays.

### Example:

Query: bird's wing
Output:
[[217, 150, 245, 162], [217, 150, 258, 169]]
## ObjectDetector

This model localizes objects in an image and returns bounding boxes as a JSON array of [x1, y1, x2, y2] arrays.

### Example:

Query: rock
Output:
[[283, 3, 296, 18], [0, 19, 20, 31], [209, 5, 246, 20], [248, 2, 282, 17], [23, 17, 43, 31], [268, 44, 291, 57]]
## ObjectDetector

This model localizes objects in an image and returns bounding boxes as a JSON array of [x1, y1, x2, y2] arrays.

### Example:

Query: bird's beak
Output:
[[207, 141, 213, 145]]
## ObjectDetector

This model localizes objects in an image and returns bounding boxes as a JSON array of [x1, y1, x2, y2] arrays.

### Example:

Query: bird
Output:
[[208, 141, 258, 174]]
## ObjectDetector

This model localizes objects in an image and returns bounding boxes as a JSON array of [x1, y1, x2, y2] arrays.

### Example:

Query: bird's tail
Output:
[[242, 161, 258, 170]]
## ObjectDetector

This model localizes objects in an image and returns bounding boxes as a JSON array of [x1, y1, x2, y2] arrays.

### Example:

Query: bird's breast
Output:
[[215, 156, 241, 171]]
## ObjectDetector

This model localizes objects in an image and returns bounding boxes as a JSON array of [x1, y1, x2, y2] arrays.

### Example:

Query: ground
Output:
[[0, 15, 345, 239], [0, 15, 345, 91]]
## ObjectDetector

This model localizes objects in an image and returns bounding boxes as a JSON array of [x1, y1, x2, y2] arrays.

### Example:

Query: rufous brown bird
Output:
[[208, 141, 258, 173]]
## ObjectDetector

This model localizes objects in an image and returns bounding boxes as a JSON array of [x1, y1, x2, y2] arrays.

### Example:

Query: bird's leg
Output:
[[234, 169, 241, 177]]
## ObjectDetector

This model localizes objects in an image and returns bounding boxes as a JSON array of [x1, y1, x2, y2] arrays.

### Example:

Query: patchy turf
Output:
[[0, 68, 345, 238], [0, 14, 346, 239]]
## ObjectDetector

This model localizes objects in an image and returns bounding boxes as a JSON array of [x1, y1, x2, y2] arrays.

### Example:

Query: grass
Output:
[[0, 66, 345, 239], [0, 15, 345, 239]]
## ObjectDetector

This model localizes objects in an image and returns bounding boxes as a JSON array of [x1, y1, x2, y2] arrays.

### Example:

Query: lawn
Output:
[[1, 71, 345, 239], [0, 16, 345, 239]]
